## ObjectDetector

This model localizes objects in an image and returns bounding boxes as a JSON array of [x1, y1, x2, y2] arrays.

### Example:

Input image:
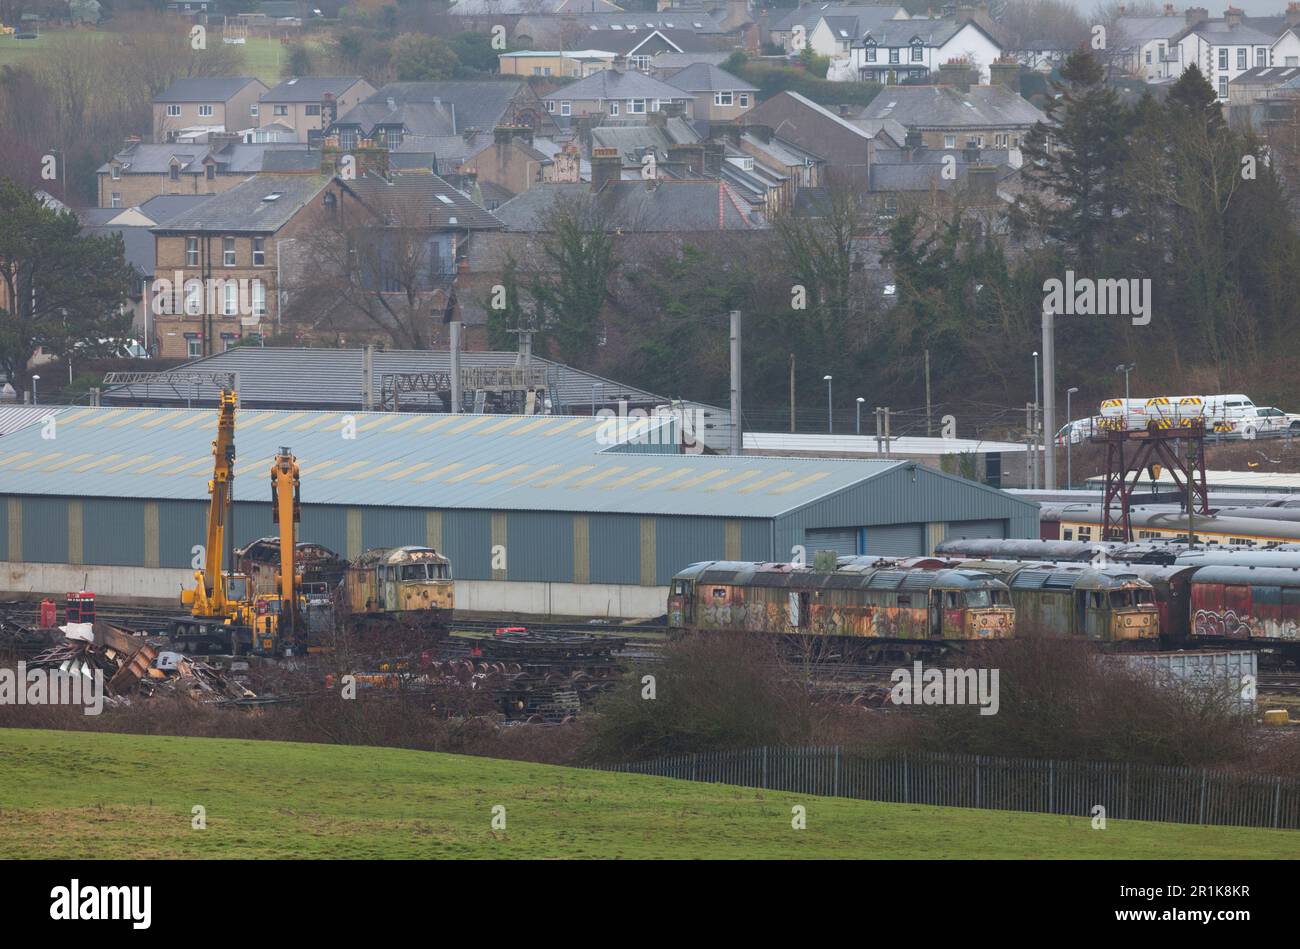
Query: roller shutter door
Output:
[[945, 519, 1006, 540], [863, 523, 925, 557], [805, 527, 859, 557]]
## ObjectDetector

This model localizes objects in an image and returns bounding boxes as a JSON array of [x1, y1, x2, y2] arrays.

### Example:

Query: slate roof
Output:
[[84, 225, 156, 276], [97, 142, 309, 175], [154, 77, 265, 103], [663, 62, 757, 93], [853, 16, 987, 47], [1113, 14, 1189, 46], [339, 172, 504, 230], [262, 76, 366, 102], [492, 179, 762, 231], [359, 81, 538, 134], [859, 85, 1044, 128], [543, 69, 691, 102], [151, 175, 329, 233]]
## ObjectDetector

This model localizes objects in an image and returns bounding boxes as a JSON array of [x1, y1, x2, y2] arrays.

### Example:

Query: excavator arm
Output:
[[271, 446, 301, 636], [183, 388, 237, 617]]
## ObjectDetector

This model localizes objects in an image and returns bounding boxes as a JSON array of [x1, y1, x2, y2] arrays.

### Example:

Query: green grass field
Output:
[[1, 728, 1296, 859]]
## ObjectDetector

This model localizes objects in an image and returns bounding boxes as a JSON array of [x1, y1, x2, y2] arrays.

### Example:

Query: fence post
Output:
[[691, 752, 698, 783], [1049, 760, 1055, 813], [1274, 778, 1282, 829], [762, 746, 768, 789], [834, 746, 840, 797], [903, 756, 909, 804], [975, 756, 981, 809], [1198, 768, 1208, 824]]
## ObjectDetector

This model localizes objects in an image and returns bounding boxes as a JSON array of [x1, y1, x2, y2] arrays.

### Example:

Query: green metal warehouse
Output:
[[0, 405, 1038, 611]]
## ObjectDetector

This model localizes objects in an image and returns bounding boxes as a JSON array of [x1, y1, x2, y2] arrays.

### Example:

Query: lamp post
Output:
[[1066, 386, 1079, 490], [856, 396, 865, 434], [823, 375, 833, 433], [1116, 363, 1136, 404], [31, 374, 39, 406], [1031, 350, 1039, 489]]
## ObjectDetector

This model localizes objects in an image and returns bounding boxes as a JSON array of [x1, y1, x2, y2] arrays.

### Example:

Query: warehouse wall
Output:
[[0, 495, 771, 588]]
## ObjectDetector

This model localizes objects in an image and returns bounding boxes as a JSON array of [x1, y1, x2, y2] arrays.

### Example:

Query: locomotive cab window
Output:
[[672, 580, 688, 595], [965, 590, 991, 608], [401, 564, 429, 580], [945, 592, 961, 608], [1090, 592, 1105, 608], [712, 587, 726, 598], [1109, 591, 1131, 608]]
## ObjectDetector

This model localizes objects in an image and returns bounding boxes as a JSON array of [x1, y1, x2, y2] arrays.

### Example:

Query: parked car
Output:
[[1230, 406, 1300, 440]]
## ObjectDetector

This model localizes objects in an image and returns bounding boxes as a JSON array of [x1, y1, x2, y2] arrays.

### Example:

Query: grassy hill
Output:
[[0, 729, 1296, 859]]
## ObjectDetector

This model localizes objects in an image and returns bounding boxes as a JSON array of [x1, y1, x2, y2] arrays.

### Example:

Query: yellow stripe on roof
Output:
[[292, 414, 334, 431], [514, 464, 560, 483], [359, 415, 392, 432], [104, 455, 152, 474], [670, 469, 728, 490], [109, 410, 155, 429], [92, 410, 129, 426], [508, 417, 554, 436], [571, 466, 628, 487], [141, 410, 184, 429], [636, 469, 690, 490], [416, 415, 460, 433], [298, 459, 339, 476], [413, 462, 466, 483], [446, 463, 495, 483], [41, 453, 93, 472], [134, 455, 185, 475], [382, 461, 435, 481], [173, 458, 210, 476], [0, 451, 35, 468], [262, 411, 307, 431], [57, 408, 95, 426], [235, 457, 273, 477], [768, 472, 832, 494], [449, 416, 494, 434], [573, 420, 608, 437], [479, 464, 529, 483], [477, 416, 527, 435], [531, 465, 594, 487], [15, 452, 63, 470], [605, 467, 662, 488], [72, 453, 122, 473], [170, 414, 208, 431], [737, 471, 796, 493], [381, 415, 424, 433], [316, 460, 368, 480], [349, 461, 403, 480], [704, 470, 762, 492], [236, 412, 272, 430], [540, 418, 585, 436]]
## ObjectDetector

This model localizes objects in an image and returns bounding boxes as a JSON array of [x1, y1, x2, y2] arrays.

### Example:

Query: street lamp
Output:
[[1031, 351, 1039, 489], [31, 374, 40, 405], [1115, 363, 1136, 404], [823, 375, 833, 433], [1066, 386, 1079, 490], [856, 396, 865, 434]]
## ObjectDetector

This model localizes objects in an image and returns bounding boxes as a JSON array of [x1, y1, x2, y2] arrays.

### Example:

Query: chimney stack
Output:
[[965, 164, 998, 204], [1224, 6, 1243, 27], [938, 58, 976, 92], [989, 57, 1021, 93], [1185, 6, 1208, 25], [1289, 1, 1300, 26], [591, 146, 621, 192]]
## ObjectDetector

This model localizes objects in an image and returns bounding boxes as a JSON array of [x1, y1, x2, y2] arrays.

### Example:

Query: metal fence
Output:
[[597, 747, 1300, 830]]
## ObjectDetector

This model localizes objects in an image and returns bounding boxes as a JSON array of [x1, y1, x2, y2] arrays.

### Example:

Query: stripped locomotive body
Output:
[[340, 546, 455, 637], [668, 559, 1015, 657]]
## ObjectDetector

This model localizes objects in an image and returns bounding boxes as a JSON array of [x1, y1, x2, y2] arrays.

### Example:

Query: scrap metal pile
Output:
[[0, 617, 255, 704]]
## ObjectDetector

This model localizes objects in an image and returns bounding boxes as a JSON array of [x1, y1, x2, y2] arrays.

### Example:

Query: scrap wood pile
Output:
[[3, 618, 255, 704]]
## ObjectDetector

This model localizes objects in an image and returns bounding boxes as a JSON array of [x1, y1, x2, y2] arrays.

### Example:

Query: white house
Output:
[[849, 18, 1003, 84], [770, 4, 908, 56], [1273, 26, 1300, 67], [1172, 9, 1278, 99], [1114, 9, 1190, 80]]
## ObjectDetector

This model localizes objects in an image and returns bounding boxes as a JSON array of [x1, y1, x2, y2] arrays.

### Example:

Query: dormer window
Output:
[[206, 164, 215, 180], [911, 41, 924, 62], [169, 162, 180, 181], [110, 164, 121, 181]]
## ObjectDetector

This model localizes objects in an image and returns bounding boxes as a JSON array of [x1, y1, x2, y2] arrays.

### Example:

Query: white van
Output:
[[1098, 394, 1257, 431]]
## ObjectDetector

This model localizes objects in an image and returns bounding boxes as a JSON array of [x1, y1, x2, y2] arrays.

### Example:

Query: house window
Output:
[[170, 164, 180, 181], [252, 282, 266, 316], [206, 164, 215, 181], [561, 100, 571, 116], [739, 93, 749, 107], [198, 104, 213, 117], [111, 164, 121, 181], [1158, 42, 1166, 60], [1146, 50, 1152, 64], [385, 128, 401, 150], [187, 337, 203, 358], [252, 237, 265, 267], [1219, 76, 1228, 97], [1010, 135, 1019, 147], [544, 66, 552, 76], [628, 99, 646, 114], [994, 133, 1007, 147], [632, 55, 650, 70], [1257, 47, 1267, 67], [185, 283, 202, 315], [715, 91, 733, 106], [110, 192, 121, 208], [889, 48, 899, 64], [944, 134, 956, 149], [166, 104, 181, 117], [532, 66, 542, 75], [546, 100, 555, 112], [274, 105, 288, 116], [222, 334, 238, 351], [1237, 47, 1246, 70], [305, 104, 321, 116], [250, 103, 259, 117], [866, 45, 877, 63], [340, 129, 357, 149], [911, 42, 923, 62], [186, 237, 199, 266], [1218, 48, 1228, 69], [609, 101, 619, 116], [222, 284, 238, 316], [223, 236, 235, 266], [1289, 56, 1300, 66]]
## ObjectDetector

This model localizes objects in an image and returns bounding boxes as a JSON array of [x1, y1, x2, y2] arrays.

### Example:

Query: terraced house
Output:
[[151, 77, 268, 143]]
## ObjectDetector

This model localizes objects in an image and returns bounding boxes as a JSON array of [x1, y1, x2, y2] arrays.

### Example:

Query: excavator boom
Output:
[[271, 446, 301, 635]]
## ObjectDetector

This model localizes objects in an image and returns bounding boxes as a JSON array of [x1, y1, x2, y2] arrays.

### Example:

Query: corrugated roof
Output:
[[0, 404, 904, 517], [0, 406, 62, 437]]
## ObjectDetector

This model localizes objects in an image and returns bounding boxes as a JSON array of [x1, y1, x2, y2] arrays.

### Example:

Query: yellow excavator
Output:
[[244, 447, 302, 655]]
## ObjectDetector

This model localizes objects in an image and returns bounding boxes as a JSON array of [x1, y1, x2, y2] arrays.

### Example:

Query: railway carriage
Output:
[[341, 546, 454, 633], [1187, 566, 1300, 657], [668, 560, 1015, 649]]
